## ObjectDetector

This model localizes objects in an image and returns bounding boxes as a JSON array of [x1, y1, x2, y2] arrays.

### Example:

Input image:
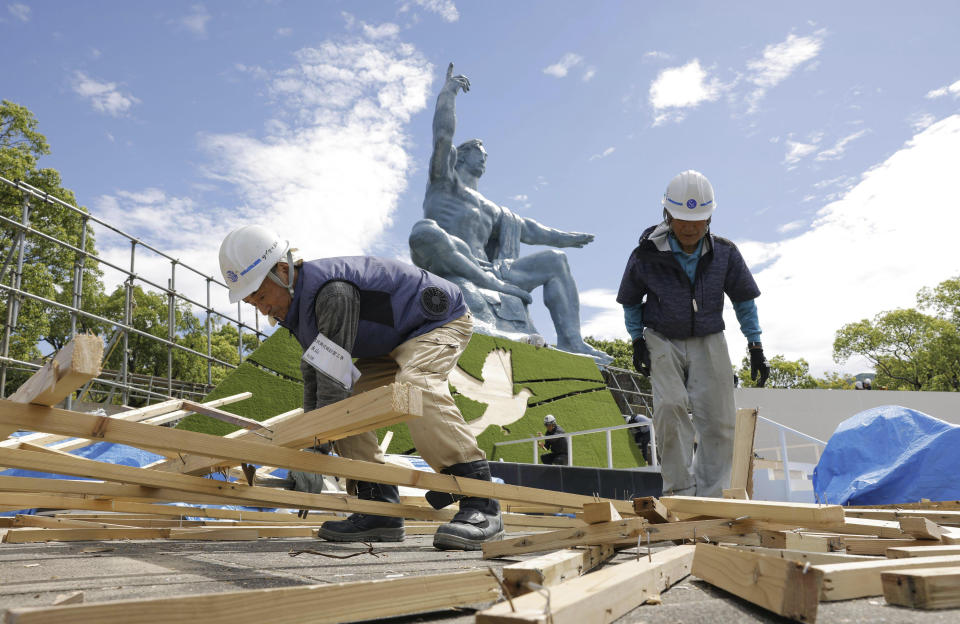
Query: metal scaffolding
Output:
[[0, 175, 267, 408]]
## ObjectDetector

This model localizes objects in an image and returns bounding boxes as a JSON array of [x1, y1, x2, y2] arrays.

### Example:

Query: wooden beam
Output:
[[0, 400, 634, 513], [829, 517, 911, 539], [501, 545, 616, 596], [899, 516, 943, 540], [483, 517, 755, 559], [632, 496, 671, 523], [728, 545, 878, 565], [730, 408, 758, 496], [152, 384, 422, 476], [882, 566, 960, 609], [1, 334, 102, 440], [167, 527, 259, 540], [3, 527, 170, 543], [11, 515, 134, 529], [692, 543, 822, 623], [815, 554, 960, 600], [180, 400, 274, 432], [0, 448, 457, 521], [844, 538, 937, 556], [723, 488, 748, 500], [660, 496, 844, 528], [757, 530, 843, 553], [579, 501, 621, 524], [844, 508, 960, 526], [887, 545, 960, 559], [4, 569, 501, 624], [476, 545, 694, 624]]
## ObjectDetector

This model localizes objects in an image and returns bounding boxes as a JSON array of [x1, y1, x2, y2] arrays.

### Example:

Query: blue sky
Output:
[[2, 1, 960, 375]]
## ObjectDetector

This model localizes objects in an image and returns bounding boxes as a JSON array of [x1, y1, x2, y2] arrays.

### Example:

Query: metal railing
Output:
[[492, 418, 658, 469], [0, 175, 267, 407], [602, 366, 654, 418]]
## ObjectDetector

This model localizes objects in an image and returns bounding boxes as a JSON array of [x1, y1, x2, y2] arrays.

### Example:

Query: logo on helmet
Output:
[[686, 199, 697, 209], [226, 270, 238, 283]]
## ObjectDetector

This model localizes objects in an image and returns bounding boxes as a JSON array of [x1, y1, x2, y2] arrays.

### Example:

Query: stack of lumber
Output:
[[4, 336, 960, 623]]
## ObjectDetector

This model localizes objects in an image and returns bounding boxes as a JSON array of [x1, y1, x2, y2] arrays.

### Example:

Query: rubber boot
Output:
[[317, 481, 405, 542], [432, 460, 503, 551]]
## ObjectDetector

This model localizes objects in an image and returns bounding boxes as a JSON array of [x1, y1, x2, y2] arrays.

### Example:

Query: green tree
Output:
[[736, 354, 820, 388], [0, 100, 104, 362], [585, 336, 652, 393]]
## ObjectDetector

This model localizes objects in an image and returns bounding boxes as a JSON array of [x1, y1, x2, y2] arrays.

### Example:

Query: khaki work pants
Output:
[[333, 314, 486, 489], [645, 328, 736, 498]]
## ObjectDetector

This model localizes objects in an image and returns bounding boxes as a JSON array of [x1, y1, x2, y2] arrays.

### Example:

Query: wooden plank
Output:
[[815, 554, 960, 600], [723, 488, 748, 500], [12, 515, 134, 529], [692, 543, 822, 623], [4, 568, 500, 624], [728, 545, 878, 565], [152, 384, 421, 476], [887, 545, 960, 559], [0, 400, 634, 513], [827, 517, 910, 538], [899, 516, 943, 540], [477, 545, 694, 624], [1, 334, 102, 440], [758, 530, 840, 553], [882, 566, 960, 609], [180, 400, 273, 432], [483, 517, 754, 559], [579, 501, 621, 524], [3, 527, 170, 543], [844, 508, 960, 526], [501, 545, 616, 596], [844, 538, 936, 556], [0, 448, 456, 522], [660, 496, 844, 528], [167, 527, 259, 540], [730, 408, 757, 496], [848, 500, 960, 511], [8, 335, 102, 407]]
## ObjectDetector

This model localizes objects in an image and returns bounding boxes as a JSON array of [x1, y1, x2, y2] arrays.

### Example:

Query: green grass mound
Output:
[[455, 333, 603, 383], [245, 330, 304, 381]]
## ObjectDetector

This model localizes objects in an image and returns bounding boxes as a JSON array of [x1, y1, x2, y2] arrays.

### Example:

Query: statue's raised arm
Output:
[[429, 63, 470, 186]]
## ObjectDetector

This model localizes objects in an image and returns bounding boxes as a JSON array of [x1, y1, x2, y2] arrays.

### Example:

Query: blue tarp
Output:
[[813, 405, 960, 506]]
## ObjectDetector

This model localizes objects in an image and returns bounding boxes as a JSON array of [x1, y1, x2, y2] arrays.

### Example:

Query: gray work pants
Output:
[[646, 328, 735, 498]]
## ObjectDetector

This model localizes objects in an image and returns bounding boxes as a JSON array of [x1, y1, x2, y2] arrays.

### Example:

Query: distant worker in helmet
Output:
[[537, 414, 568, 465], [616, 170, 770, 497], [863, 378, 872, 390], [218, 225, 502, 550]]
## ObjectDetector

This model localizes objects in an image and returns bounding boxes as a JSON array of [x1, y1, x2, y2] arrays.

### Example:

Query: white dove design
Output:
[[448, 348, 534, 437]]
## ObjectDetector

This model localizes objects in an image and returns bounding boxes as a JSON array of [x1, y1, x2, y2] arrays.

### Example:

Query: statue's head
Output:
[[455, 139, 486, 177]]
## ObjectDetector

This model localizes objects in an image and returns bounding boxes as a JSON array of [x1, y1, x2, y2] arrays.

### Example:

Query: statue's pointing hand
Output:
[[444, 62, 470, 94], [565, 232, 595, 248]]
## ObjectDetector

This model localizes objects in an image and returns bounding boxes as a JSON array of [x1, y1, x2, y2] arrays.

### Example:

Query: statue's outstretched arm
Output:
[[519, 216, 595, 248], [429, 63, 470, 184]]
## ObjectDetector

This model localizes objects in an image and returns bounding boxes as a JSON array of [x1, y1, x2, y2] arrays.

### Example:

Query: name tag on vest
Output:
[[302, 332, 361, 390]]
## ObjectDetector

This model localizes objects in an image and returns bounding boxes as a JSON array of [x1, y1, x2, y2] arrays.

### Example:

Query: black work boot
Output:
[[432, 460, 503, 551], [317, 481, 405, 543]]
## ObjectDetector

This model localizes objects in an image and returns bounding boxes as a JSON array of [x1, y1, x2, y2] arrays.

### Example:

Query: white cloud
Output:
[[407, 0, 459, 22], [777, 220, 804, 234], [276, 27, 292, 37], [543, 53, 583, 78], [72, 72, 140, 116], [589, 146, 615, 161], [7, 3, 29, 21], [582, 66, 596, 82], [783, 139, 819, 165], [362, 22, 400, 39], [642, 51, 671, 62], [745, 31, 824, 112], [815, 129, 868, 161], [725, 115, 960, 375], [511, 194, 528, 202], [180, 4, 211, 36], [909, 112, 936, 132], [579, 289, 629, 341], [925, 79, 960, 99], [649, 59, 722, 125]]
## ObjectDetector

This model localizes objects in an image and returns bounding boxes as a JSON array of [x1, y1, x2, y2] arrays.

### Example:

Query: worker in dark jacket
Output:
[[617, 171, 770, 497], [538, 414, 569, 465], [219, 225, 502, 551]]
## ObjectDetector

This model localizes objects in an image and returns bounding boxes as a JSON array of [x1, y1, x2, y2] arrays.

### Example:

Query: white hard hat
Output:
[[543, 414, 556, 425], [219, 225, 291, 303], [662, 170, 715, 221]]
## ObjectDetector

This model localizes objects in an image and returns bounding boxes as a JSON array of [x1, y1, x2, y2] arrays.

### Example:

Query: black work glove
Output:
[[632, 337, 651, 376], [749, 343, 770, 388]]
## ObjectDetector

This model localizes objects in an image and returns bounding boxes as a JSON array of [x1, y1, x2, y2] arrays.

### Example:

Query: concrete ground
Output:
[[2, 531, 960, 623]]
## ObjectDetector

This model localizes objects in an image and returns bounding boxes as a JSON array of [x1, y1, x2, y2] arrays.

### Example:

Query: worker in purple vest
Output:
[[218, 225, 502, 550]]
